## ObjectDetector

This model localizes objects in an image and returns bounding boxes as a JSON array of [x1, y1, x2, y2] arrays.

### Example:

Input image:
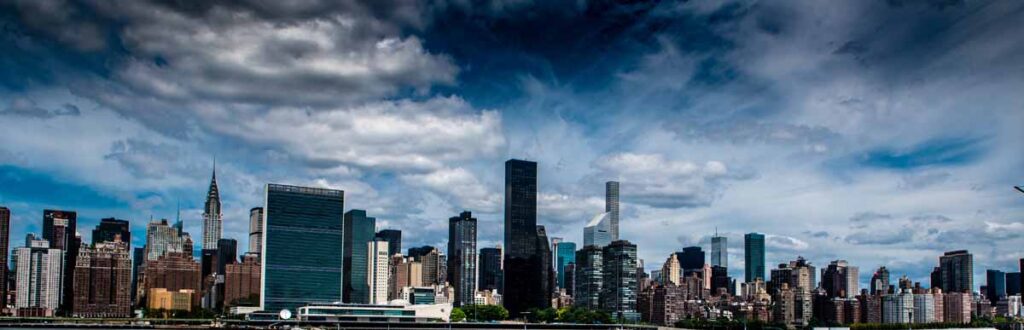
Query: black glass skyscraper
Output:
[[986, 269, 1006, 302], [343, 209, 376, 304], [408, 246, 436, 259], [504, 159, 544, 316], [261, 184, 344, 313], [44, 209, 79, 314], [676, 246, 705, 276], [217, 238, 237, 274], [744, 232, 766, 283], [447, 211, 477, 306], [536, 225, 553, 305], [375, 229, 402, 256], [479, 247, 503, 292], [939, 250, 973, 293], [93, 218, 131, 246]]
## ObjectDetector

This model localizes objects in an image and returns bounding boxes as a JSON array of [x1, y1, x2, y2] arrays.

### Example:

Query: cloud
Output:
[[2, 98, 80, 118], [400, 167, 500, 212], [591, 153, 748, 208]]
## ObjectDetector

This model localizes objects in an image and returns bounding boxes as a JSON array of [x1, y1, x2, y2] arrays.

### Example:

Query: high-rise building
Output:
[[770, 257, 816, 295], [343, 209, 376, 304], [367, 240, 390, 304], [601, 240, 638, 322], [248, 207, 263, 257], [72, 237, 131, 317], [14, 234, 64, 315], [504, 159, 545, 316], [744, 233, 766, 283], [583, 212, 612, 248], [389, 256, 422, 300], [375, 229, 402, 257], [417, 249, 446, 286], [711, 234, 727, 268], [224, 253, 260, 307], [216, 239, 237, 274], [0, 207, 9, 309], [882, 289, 913, 324], [92, 218, 131, 247], [943, 292, 972, 324], [1005, 272, 1021, 296], [447, 211, 477, 307], [261, 183, 344, 313], [479, 247, 503, 293], [661, 253, 680, 285], [710, 266, 730, 295], [536, 225, 553, 305], [822, 260, 859, 298], [43, 209, 79, 313], [676, 246, 705, 276], [985, 269, 1006, 303], [555, 241, 576, 289], [145, 219, 185, 261], [574, 245, 603, 310], [202, 163, 222, 250], [938, 250, 973, 293], [870, 266, 891, 294], [143, 252, 201, 307], [606, 181, 620, 240], [131, 247, 144, 306], [913, 292, 937, 323], [407, 246, 436, 259]]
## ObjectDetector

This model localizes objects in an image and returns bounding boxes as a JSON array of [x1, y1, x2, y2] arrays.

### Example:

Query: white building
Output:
[[583, 212, 611, 247], [913, 293, 936, 323], [14, 235, 64, 313], [883, 290, 914, 324], [367, 240, 390, 304], [298, 301, 452, 322]]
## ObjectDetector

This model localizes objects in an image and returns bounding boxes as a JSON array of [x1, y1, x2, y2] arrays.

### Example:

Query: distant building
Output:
[[297, 302, 452, 322], [606, 181, 620, 240], [145, 219, 185, 261], [913, 293, 937, 323], [601, 240, 639, 322], [504, 159, 547, 316], [744, 233, 765, 283], [72, 238, 131, 317], [1006, 272, 1021, 296], [147, 288, 194, 312], [986, 269, 1007, 303], [478, 247, 503, 293], [261, 184, 345, 314], [43, 209, 79, 313], [367, 240, 390, 304], [143, 252, 201, 307], [574, 245, 603, 310], [344, 209, 376, 304], [224, 253, 260, 307], [676, 246, 704, 276], [822, 260, 859, 298], [131, 247, 144, 306], [202, 164, 222, 250], [92, 218, 131, 247], [375, 229, 402, 257], [710, 265, 730, 296], [554, 240, 576, 290], [417, 249, 446, 286], [447, 211, 477, 306], [389, 257, 422, 300], [0, 207, 9, 310], [882, 290, 913, 324], [14, 235, 64, 315], [536, 225, 554, 308], [870, 266, 891, 294], [661, 253, 680, 285], [938, 250, 973, 293], [583, 212, 612, 248], [248, 207, 263, 257], [943, 292, 972, 324], [711, 234, 727, 268]]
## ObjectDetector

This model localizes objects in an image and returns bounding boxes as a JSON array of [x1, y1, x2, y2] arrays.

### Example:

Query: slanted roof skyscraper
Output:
[[202, 160, 222, 250]]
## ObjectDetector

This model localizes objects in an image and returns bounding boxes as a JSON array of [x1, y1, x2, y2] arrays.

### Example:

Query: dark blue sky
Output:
[[1, 0, 1022, 290]]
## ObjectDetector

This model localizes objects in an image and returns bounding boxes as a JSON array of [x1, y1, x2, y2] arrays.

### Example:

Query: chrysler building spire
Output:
[[202, 158, 222, 249]]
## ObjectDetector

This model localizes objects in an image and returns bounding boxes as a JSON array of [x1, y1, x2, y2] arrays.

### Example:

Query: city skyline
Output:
[[1, 0, 1023, 297]]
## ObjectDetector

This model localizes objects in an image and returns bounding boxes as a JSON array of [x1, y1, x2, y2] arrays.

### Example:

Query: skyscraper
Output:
[[661, 253, 681, 285], [555, 240, 577, 289], [504, 159, 544, 316], [822, 260, 859, 298], [0, 207, 9, 309], [343, 209, 376, 304], [1006, 272, 1022, 296], [711, 234, 727, 268], [537, 225, 553, 306], [248, 207, 263, 256], [584, 212, 612, 248], [939, 250, 973, 293], [43, 209, 79, 314], [745, 233, 766, 283], [216, 238, 237, 274], [131, 247, 144, 306], [367, 240, 390, 305], [261, 184, 344, 313], [606, 181, 620, 240], [871, 266, 891, 294], [574, 245, 603, 310], [985, 269, 1006, 303], [601, 240, 638, 322], [447, 211, 477, 306], [15, 234, 64, 316], [676, 246, 705, 276], [72, 237, 131, 317], [92, 218, 131, 247], [146, 219, 185, 261], [202, 164, 222, 250], [375, 229, 402, 257], [479, 247, 503, 293]]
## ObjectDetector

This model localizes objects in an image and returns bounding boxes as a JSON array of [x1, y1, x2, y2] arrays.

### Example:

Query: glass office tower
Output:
[[745, 233, 766, 283], [343, 209, 376, 304], [261, 184, 344, 313]]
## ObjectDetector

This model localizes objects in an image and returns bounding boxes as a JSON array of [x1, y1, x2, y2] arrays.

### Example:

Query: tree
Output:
[[450, 307, 466, 322], [462, 305, 509, 321]]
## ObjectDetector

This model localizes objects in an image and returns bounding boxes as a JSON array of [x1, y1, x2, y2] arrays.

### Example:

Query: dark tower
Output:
[[93, 218, 131, 246], [375, 229, 402, 257], [44, 209, 79, 315], [504, 159, 542, 316], [447, 211, 477, 306], [0, 207, 9, 309]]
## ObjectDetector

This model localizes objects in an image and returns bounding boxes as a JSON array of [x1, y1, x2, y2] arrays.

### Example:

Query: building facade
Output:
[[261, 184, 345, 313], [555, 241, 576, 289], [939, 250, 973, 293], [478, 247, 503, 293], [143, 252, 201, 307], [605, 181, 620, 240], [375, 229, 402, 257], [822, 260, 859, 298], [224, 253, 260, 307], [447, 211, 477, 307], [343, 209, 376, 304], [583, 212, 612, 248], [745, 233, 765, 283], [248, 207, 263, 257], [14, 235, 64, 314], [601, 240, 639, 322], [504, 159, 546, 316], [202, 165, 222, 250], [72, 239, 131, 317], [0, 207, 9, 310], [986, 269, 1006, 303], [43, 209, 79, 313], [711, 235, 727, 268], [92, 218, 131, 246], [367, 240, 390, 304], [574, 245, 603, 310]]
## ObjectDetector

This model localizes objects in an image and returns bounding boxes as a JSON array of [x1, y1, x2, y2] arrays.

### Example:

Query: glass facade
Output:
[[478, 247, 502, 292], [262, 184, 345, 313], [605, 181, 619, 240], [745, 233, 766, 283], [574, 245, 603, 310], [676, 246, 705, 276], [375, 229, 402, 256], [344, 209, 376, 304], [555, 241, 576, 289], [504, 159, 542, 316], [601, 240, 638, 322], [447, 211, 477, 307], [711, 235, 727, 268]]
